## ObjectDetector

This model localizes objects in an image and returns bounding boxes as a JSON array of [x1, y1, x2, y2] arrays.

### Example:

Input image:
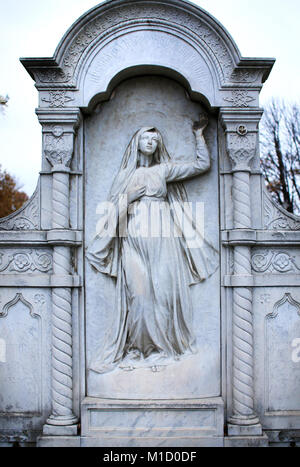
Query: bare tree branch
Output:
[[260, 99, 300, 215]]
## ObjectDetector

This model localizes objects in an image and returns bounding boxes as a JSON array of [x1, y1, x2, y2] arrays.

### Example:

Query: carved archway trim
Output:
[[21, 0, 274, 93]]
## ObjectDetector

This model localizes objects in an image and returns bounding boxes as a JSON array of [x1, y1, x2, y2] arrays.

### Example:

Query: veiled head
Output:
[[138, 129, 159, 157], [108, 127, 169, 200]]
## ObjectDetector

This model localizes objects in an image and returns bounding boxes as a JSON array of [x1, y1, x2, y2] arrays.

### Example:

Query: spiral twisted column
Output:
[[52, 172, 70, 229], [230, 171, 258, 426], [232, 172, 251, 229], [230, 246, 259, 426], [221, 113, 263, 436], [41, 119, 80, 433], [47, 247, 78, 427]]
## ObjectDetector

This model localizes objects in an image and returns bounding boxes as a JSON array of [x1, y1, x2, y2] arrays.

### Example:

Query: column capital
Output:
[[44, 128, 74, 169], [225, 129, 257, 172], [220, 108, 263, 172], [219, 108, 264, 129], [37, 109, 81, 171], [36, 108, 81, 129]]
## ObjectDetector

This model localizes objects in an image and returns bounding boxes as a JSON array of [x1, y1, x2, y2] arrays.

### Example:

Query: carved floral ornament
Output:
[[252, 250, 300, 274], [0, 183, 40, 231], [41, 91, 74, 108], [34, 2, 239, 85], [44, 126, 74, 168], [230, 69, 260, 84], [34, 294, 46, 305], [263, 191, 300, 231], [223, 90, 256, 108], [226, 126, 257, 170], [0, 250, 53, 274]]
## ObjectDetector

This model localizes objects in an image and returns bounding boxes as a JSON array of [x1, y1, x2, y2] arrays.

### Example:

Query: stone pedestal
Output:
[[80, 397, 225, 447], [37, 436, 81, 448], [225, 434, 269, 448]]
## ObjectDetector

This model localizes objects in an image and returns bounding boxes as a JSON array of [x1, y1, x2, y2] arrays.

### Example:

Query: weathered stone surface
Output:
[[225, 434, 269, 448], [1, 0, 299, 448], [81, 397, 224, 439], [85, 76, 221, 400], [37, 436, 81, 448]]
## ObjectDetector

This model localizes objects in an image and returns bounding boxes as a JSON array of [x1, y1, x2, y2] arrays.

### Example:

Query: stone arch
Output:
[[86, 65, 212, 112], [78, 26, 218, 108], [22, 0, 274, 109]]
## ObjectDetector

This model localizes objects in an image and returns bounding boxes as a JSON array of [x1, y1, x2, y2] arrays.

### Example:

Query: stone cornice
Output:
[[20, 0, 274, 92]]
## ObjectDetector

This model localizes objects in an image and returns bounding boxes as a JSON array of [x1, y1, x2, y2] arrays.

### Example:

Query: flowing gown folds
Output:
[[87, 156, 219, 373]]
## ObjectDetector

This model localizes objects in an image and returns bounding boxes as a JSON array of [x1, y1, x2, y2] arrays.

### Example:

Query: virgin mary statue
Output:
[[87, 115, 218, 373]]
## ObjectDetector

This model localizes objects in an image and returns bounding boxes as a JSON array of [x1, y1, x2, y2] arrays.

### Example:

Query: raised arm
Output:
[[164, 114, 211, 183]]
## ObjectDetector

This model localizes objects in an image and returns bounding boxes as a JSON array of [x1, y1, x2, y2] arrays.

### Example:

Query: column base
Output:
[[228, 423, 262, 437], [37, 436, 81, 448], [46, 414, 78, 427], [225, 433, 269, 448], [43, 424, 78, 437]]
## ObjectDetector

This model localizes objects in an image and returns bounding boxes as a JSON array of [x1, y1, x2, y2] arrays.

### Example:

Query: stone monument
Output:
[[0, 0, 299, 448]]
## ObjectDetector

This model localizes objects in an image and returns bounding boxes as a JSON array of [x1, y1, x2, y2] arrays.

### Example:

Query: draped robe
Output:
[[87, 128, 218, 373]]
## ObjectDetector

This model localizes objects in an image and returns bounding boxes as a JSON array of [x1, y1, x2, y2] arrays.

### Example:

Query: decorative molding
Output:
[[0, 182, 40, 231], [41, 91, 74, 108], [0, 275, 81, 288], [263, 190, 300, 231], [0, 293, 43, 416], [0, 250, 53, 274], [0, 434, 30, 444], [267, 293, 300, 320], [252, 250, 300, 274], [230, 70, 260, 84], [35, 3, 235, 85], [223, 90, 255, 108], [0, 293, 39, 319], [265, 294, 300, 414], [34, 293, 46, 306], [258, 293, 271, 304], [36, 69, 72, 84]]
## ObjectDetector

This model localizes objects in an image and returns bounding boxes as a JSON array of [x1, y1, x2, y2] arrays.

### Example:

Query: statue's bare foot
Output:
[[151, 365, 165, 373], [122, 366, 135, 372]]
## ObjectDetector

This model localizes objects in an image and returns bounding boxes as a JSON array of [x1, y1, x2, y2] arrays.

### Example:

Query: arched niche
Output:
[[84, 65, 212, 114], [77, 25, 218, 108], [84, 73, 221, 399]]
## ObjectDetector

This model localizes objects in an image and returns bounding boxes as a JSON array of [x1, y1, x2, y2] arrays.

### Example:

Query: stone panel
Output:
[[84, 76, 221, 400], [253, 287, 300, 430], [0, 289, 52, 442]]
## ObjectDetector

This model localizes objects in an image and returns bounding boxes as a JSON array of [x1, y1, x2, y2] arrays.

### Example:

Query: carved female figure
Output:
[[87, 115, 218, 373]]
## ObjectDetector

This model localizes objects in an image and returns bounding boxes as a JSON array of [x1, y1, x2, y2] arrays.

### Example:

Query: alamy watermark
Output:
[[95, 197, 205, 249], [292, 338, 300, 363], [0, 338, 6, 363]]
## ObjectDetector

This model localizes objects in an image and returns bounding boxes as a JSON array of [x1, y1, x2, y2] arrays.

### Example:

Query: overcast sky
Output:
[[1, 0, 299, 195]]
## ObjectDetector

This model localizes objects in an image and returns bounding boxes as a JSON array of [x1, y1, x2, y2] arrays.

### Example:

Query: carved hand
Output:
[[127, 186, 146, 204], [193, 113, 209, 135]]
